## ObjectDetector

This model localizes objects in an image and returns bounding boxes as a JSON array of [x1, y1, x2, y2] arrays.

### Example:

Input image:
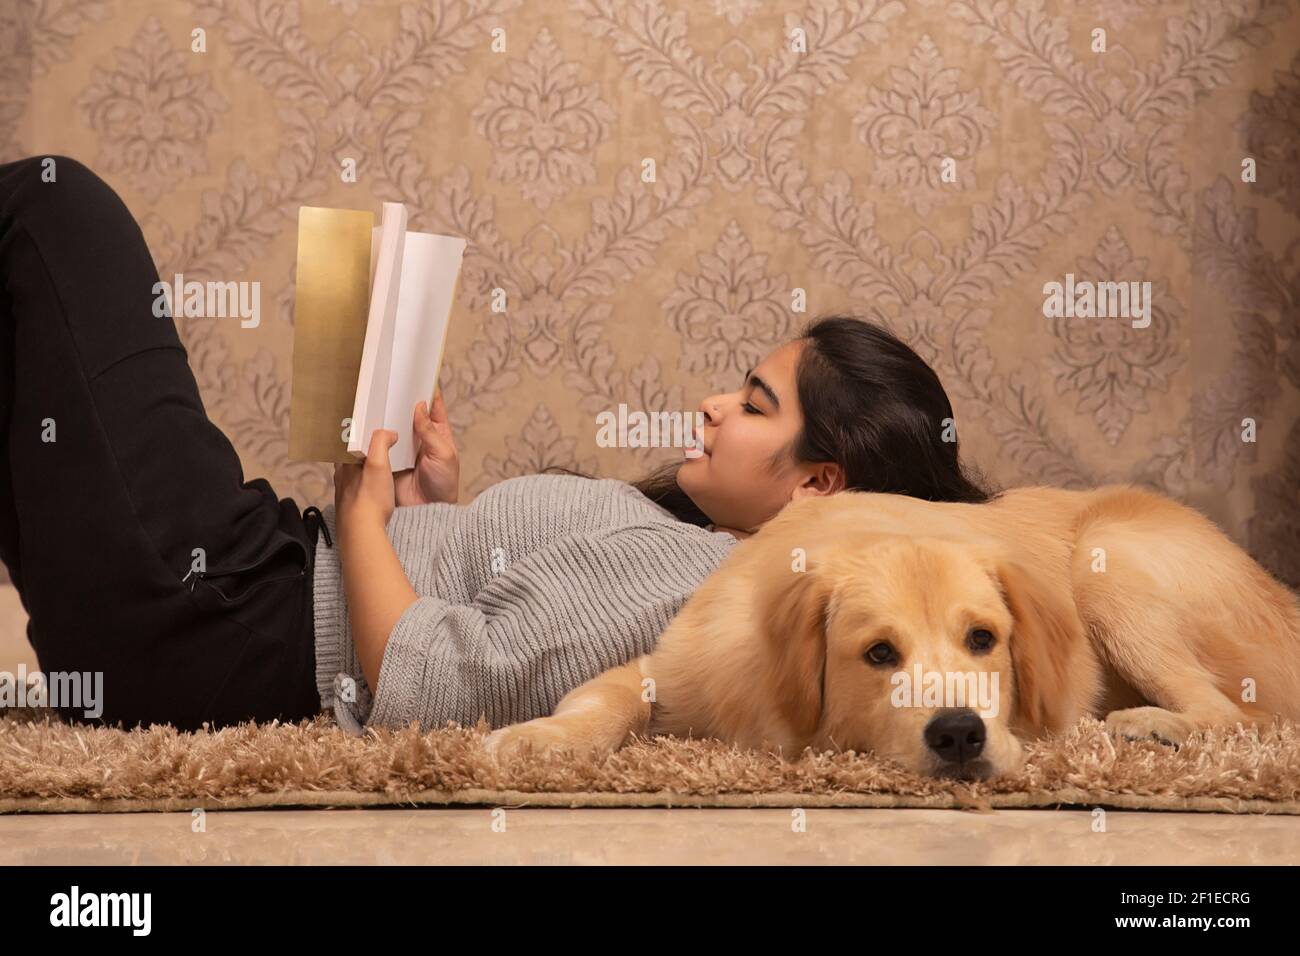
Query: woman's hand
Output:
[[335, 428, 399, 532], [394, 389, 460, 506]]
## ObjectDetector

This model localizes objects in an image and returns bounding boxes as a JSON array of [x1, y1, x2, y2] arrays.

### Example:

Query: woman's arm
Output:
[[338, 515, 417, 691], [334, 429, 418, 691]]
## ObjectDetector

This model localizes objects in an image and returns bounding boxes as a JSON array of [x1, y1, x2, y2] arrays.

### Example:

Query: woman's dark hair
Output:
[[545, 314, 991, 525]]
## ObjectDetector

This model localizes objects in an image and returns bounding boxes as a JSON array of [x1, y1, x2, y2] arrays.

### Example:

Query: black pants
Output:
[[0, 155, 321, 731]]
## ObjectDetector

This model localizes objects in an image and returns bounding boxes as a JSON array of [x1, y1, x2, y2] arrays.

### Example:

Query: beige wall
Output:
[[1, 0, 1297, 665]]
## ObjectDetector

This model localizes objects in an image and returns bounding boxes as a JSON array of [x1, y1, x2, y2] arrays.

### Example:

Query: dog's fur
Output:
[[485, 485, 1300, 778]]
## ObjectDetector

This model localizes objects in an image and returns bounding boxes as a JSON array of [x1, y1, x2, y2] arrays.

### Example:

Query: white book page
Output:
[[383, 231, 468, 471], [348, 202, 408, 458]]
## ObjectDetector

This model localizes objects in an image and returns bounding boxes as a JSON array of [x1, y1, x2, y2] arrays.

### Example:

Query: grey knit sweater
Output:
[[312, 473, 738, 735]]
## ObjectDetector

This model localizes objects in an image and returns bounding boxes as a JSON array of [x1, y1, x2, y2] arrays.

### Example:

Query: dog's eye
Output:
[[864, 642, 897, 666], [967, 628, 996, 652]]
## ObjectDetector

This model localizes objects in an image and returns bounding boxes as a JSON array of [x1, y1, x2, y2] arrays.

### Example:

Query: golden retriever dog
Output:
[[484, 485, 1300, 779]]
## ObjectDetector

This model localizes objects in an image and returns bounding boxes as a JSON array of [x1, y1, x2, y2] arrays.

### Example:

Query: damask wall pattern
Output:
[[1, 0, 1298, 587]]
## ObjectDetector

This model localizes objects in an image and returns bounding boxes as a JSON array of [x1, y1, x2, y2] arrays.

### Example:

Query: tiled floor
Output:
[[2, 807, 1298, 865]]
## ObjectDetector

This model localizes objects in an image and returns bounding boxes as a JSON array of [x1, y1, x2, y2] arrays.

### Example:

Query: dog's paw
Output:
[[483, 718, 581, 763], [1104, 707, 1194, 748]]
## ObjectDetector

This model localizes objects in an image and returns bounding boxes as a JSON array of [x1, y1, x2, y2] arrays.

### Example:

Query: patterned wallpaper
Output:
[[1, 0, 1297, 587]]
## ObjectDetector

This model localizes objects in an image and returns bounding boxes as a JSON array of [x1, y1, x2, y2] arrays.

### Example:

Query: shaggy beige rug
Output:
[[2, 710, 1298, 814]]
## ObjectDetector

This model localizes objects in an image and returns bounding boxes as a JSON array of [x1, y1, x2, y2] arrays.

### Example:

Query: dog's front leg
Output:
[[484, 658, 652, 761], [1094, 640, 1266, 746], [1101, 670, 1265, 746]]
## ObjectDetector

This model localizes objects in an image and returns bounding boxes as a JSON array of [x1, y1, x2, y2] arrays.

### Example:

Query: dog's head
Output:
[[758, 534, 1085, 779]]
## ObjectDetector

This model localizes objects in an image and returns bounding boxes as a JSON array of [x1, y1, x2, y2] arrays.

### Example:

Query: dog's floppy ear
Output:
[[996, 559, 1087, 735], [759, 557, 837, 742]]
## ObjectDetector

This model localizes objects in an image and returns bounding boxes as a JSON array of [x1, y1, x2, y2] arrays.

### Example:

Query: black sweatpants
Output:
[[0, 155, 322, 731]]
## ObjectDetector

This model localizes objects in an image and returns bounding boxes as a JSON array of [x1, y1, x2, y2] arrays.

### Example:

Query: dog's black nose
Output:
[[924, 710, 986, 764]]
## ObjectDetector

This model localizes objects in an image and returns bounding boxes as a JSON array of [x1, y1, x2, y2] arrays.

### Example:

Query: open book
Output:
[[289, 203, 467, 471]]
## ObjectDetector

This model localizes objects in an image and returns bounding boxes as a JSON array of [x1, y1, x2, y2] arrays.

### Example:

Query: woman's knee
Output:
[[0, 154, 119, 218]]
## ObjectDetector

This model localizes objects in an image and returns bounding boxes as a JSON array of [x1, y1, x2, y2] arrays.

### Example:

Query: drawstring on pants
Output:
[[302, 506, 333, 549]]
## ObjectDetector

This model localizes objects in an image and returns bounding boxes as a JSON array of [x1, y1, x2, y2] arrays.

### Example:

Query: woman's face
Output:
[[677, 340, 843, 532]]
